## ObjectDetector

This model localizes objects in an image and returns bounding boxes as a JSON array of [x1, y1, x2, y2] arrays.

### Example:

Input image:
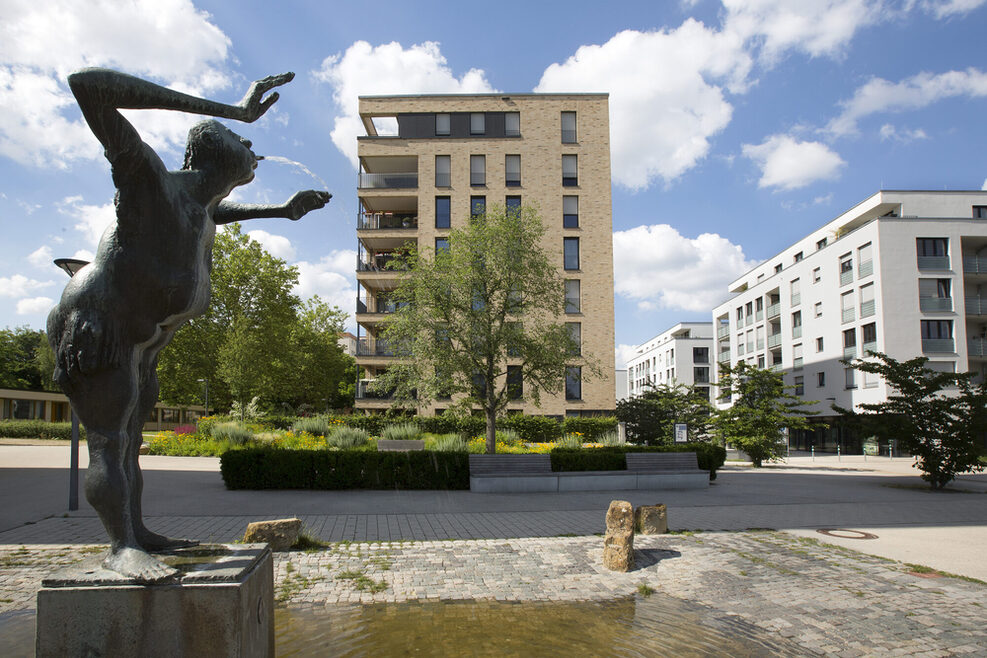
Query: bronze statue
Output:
[[48, 68, 330, 582]]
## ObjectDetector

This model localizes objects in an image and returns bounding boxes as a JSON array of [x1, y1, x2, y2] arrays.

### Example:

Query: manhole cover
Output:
[[816, 528, 878, 540]]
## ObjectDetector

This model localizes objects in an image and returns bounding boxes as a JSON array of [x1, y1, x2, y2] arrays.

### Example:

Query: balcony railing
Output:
[[843, 346, 857, 360], [840, 270, 853, 286], [745, 315, 753, 326], [862, 341, 877, 355], [357, 255, 406, 272], [860, 299, 876, 317], [356, 380, 395, 400], [767, 333, 782, 348], [356, 339, 400, 357], [921, 338, 955, 353], [358, 172, 418, 189], [756, 339, 765, 350], [756, 310, 764, 322], [859, 260, 874, 278], [970, 338, 987, 357], [793, 357, 803, 369], [792, 326, 802, 339], [919, 297, 952, 312], [358, 212, 418, 230], [917, 256, 950, 270], [717, 350, 731, 363], [966, 297, 987, 315], [791, 293, 801, 307], [842, 308, 855, 324], [768, 363, 784, 373], [717, 325, 730, 339], [766, 303, 781, 319], [964, 256, 987, 274]]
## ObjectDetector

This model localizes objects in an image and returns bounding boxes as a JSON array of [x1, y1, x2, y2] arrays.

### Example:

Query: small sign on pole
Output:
[[674, 423, 688, 443]]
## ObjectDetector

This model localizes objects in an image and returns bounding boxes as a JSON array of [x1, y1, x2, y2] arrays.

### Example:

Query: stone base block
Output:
[[603, 531, 634, 571], [635, 504, 668, 535], [36, 544, 273, 658], [244, 517, 302, 551]]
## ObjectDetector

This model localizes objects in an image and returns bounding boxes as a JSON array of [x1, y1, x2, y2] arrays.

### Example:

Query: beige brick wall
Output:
[[356, 94, 615, 415]]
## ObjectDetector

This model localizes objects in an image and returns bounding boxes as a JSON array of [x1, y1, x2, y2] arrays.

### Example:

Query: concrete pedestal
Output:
[[36, 544, 274, 658]]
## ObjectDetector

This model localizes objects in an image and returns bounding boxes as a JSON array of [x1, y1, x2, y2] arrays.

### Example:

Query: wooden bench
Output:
[[377, 439, 425, 452], [625, 452, 709, 489], [468, 454, 558, 492]]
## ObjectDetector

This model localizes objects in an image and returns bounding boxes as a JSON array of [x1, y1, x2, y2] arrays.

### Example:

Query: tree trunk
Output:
[[485, 405, 497, 454]]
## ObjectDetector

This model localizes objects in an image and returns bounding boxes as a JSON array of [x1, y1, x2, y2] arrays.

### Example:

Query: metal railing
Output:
[[356, 339, 399, 357], [358, 172, 417, 189], [919, 297, 952, 312], [717, 350, 731, 363], [966, 297, 987, 315], [858, 260, 874, 278], [860, 299, 876, 317], [917, 256, 950, 270], [922, 338, 954, 353], [767, 333, 782, 348], [963, 256, 987, 274], [717, 325, 730, 339], [970, 338, 987, 357], [357, 213, 418, 230], [356, 380, 395, 400], [766, 303, 781, 318]]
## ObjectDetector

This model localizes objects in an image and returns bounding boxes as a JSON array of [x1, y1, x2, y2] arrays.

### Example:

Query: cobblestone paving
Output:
[[5, 531, 983, 656]]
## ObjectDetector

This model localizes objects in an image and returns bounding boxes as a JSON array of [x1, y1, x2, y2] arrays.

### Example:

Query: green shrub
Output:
[[292, 416, 336, 437], [209, 422, 253, 446], [327, 426, 370, 449], [496, 428, 521, 446], [550, 443, 726, 480], [380, 422, 423, 441], [498, 415, 562, 443], [0, 420, 84, 441], [431, 433, 468, 452], [561, 416, 618, 440], [340, 414, 390, 436], [414, 415, 461, 435], [557, 433, 583, 449], [220, 449, 470, 490], [598, 430, 622, 447]]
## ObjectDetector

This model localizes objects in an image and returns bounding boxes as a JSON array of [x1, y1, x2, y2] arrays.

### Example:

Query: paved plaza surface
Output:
[[1, 444, 985, 655]]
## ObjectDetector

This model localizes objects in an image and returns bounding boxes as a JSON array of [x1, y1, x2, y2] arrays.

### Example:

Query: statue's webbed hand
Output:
[[285, 190, 332, 220], [238, 72, 294, 122]]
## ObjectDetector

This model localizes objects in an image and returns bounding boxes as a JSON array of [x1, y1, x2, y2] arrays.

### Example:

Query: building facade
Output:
[[354, 94, 616, 416], [712, 190, 987, 450], [626, 322, 714, 400]]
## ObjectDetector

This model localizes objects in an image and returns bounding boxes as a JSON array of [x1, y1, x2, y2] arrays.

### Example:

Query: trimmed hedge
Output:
[[498, 415, 562, 442], [550, 443, 726, 480], [220, 448, 470, 490], [560, 416, 618, 440], [0, 420, 84, 441]]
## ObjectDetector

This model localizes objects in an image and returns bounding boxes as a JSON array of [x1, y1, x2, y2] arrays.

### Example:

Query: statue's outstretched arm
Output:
[[68, 68, 293, 161], [214, 190, 332, 225]]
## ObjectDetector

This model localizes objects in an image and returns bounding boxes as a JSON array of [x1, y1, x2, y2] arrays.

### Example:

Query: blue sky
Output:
[[1, 0, 985, 368]]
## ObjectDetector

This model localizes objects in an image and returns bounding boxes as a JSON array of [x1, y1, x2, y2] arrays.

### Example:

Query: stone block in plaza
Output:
[[36, 544, 273, 658], [244, 517, 302, 551], [603, 500, 635, 571], [635, 504, 668, 535]]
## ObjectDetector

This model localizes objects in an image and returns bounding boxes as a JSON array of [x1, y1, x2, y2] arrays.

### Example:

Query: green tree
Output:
[[289, 296, 355, 410], [714, 361, 817, 466], [375, 205, 595, 453], [32, 332, 58, 392], [835, 352, 987, 489], [0, 326, 47, 390], [616, 383, 715, 445]]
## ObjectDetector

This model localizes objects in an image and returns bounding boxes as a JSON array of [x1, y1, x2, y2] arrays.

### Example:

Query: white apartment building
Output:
[[626, 322, 714, 400], [712, 190, 987, 452]]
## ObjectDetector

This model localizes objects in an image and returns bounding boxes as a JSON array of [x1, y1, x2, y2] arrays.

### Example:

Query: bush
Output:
[[259, 413, 304, 430], [327, 426, 370, 449], [549, 443, 726, 480], [414, 415, 461, 435], [561, 416, 618, 440], [380, 422, 423, 442], [498, 415, 562, 443], [496, 428, 521, 445], [292, 416, 341, 437], [209, 422, 254, 446], [147, 431, 233, 456], [220, 448, 470, 490], [431, 433, 468, 452], [340, 414, 390, 436], [557, 433, 583, 449], [598, 430, 622, 447], [0, 420, 84, 441]]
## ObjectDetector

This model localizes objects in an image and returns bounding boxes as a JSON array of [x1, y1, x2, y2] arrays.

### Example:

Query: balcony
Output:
[[356, 380, 395, 400], [860, 300, 876, 317], [356, 339, 400, 357], [966, 297, 987, 315], [768, 363, 784, 373], [358, 212, 418, 230], [717, 350, 731, 363], [970, 338, 987, 357], [766, 303, 781, 319], [717, 325, 730, 339], [859, 260, 874, 278], [918, 256, 950, 270], [919, 297, 952, 312], [921, 338, 955, 353], [358, 172, 418, 189], [842, 308, 855, 324], [767, 333, 782, 348], [964, 256, 987, 274]]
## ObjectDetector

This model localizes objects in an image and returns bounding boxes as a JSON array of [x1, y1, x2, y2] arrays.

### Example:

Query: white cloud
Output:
[[536, 25, 750, 189], [57, 196, 115, 248], [314, 41, 496, 168], [27, 245, 54, 269], [0, 274, 54, 298], [613, 224, 756, 312], [982, 177, 987, 191], [827, 68, 987, 136], [247, 230, 296, 261], [73, 249, 95, 261], [742, 134, 845, 189], [16, 296, 55, 315], [0, 0, 233, 168], [922, 0, 987, 18], [293, 250, 358, 318], [878, 123, 928, 142], [615, 344, 640, 370], [722, 0, 882, 62]]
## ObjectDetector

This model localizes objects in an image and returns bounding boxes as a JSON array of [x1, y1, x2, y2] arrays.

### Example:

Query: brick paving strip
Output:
[[2, 531, 985, 656]]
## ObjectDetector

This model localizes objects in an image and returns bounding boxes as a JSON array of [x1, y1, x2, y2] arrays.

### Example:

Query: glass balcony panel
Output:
[[357, 212, 418, 230], [969, 338, 987, 357], [358, 172, 418, 189], [756, 310, 764, 322], [717, 351, 731, 363], [792, 326, 802, 339], [919, 297, 952, 312], [840, 270, 853, 286], [757, 339, 765, 350], [766, 303, 781, 318], [717, 325, 730, 338], [843, 346, 857, 360], [922, 338, 954, 353], [767, 334, 782, 348], [745, 315, 753, 326], [793, 357, 803, 369], [963, 257, 987, 274], [858, 260, 873, 278], [966, 297, 987, 315], [862, 341, 877, 355], [842, 308, 855, 324], [860, 299, 876, 317], [918, 256, 950, 270], [791, 293, 801, 307]]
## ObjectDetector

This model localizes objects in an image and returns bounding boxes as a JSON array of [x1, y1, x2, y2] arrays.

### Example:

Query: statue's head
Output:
[[183, 120, 257, 188]]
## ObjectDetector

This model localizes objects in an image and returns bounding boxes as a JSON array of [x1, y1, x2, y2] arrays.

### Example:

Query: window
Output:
[[561, 111, 577, 143], [841, 291, 855, 323], [843, 328, 856, 358], [757, 355, 765, 368], [435, 113, 450, 136], [858, 243, 873, 277], [817, 372, 825, 387], [755, 297, 763, 312], [794, 251, 803, 263], [435, 155, 450, 187], [860, 283, 876, 317], [793, 343, 803, 369], [563, 237, 579, 270], [435, 196, 451, 229], [973, 206, 987, 218], [470, 155, 485, 186], [470, 112, 485, 135], [745, 301, 753, 316], [736, 307, 743, 323], [813, 267, 821, 283], [790, 278, 801, 306], [565, 366, 582, 400], [472, 371, 486, 398], [845, 367, 856, 389], [506, 196, 521, 217], [917, 238, 948, 256], [693, 346, 709, 363], [863, 369, 880, 388], [566, 322, 581, 356], [505, 112, 520, 137], [815, 302, 823, 318], [563, 196, 579, 228], [694, 367, 710, 384], [470, 196, 486, 218], [862, 322, 877, 354], [505, 154, 521, 187], [921, 320, 953, 339], [792, 310, 802, 338], [816, 238, 827, 250], [774, 263, 783, 274], [816, 336, 824, 352], [562, 155, 578, 186], [839, 253, 853, 285], [564, 280, 580, 313], [507, 365, 523, 400], [794, 375, 804, 396], [919, 278, 951, 299], [435, 237, 450, 253]]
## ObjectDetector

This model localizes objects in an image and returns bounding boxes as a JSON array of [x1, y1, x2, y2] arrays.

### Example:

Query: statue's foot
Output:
[[103, 546, 179, 584], [138, 528, 198, 552]]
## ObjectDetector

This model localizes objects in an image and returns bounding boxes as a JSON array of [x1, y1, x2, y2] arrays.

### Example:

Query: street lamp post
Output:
[[197, 378, 209, 417]]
